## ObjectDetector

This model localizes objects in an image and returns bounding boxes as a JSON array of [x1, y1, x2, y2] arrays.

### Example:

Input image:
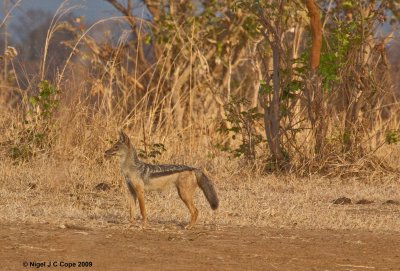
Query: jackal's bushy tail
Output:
[[195, 169, 219, 210]]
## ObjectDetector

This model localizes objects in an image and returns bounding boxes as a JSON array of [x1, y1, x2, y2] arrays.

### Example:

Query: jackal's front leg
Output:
[[125, 178, 137, 223], [135, 186, 147, 228]]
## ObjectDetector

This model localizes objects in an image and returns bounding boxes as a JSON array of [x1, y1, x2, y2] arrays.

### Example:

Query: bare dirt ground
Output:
[[1, 222, 399, 271]]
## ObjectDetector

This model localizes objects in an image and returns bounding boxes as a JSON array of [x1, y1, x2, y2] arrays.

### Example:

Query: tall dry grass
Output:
[[0, 1, 399, 232]]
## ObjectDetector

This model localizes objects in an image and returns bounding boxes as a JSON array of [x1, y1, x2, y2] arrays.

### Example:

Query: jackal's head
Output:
[[105, 130, 131, 157]]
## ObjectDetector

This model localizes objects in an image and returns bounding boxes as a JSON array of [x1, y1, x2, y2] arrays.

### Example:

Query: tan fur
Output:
[[176, 171, 199, 229]]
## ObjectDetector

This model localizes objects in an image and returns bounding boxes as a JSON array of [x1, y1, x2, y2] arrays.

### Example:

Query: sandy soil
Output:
[[1, 222, 399, 271]]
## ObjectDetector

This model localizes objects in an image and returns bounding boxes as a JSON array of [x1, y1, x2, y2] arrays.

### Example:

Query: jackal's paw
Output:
[[184, 224, 193, 230], [140, 221, 148, 230], [123, 224, 133, 230]]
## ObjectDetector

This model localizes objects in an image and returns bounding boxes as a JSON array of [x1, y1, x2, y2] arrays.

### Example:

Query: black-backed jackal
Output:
[[105, 131, 219, 229]]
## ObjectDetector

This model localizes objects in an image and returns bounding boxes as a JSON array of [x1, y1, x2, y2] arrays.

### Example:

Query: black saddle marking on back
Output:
[[147, 164, 195, 178]]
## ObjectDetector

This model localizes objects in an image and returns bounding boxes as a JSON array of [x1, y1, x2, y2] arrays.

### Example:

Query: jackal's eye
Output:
[[107, 138, 116, 144]]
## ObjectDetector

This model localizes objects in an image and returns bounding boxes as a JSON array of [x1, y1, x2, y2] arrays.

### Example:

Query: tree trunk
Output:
[[263, 43, 284, 162], [305, 0, 322, 70], [304, 0, 325, 155]]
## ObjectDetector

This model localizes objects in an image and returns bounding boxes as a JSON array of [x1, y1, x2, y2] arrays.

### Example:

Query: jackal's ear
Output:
[[118, 130, 130, 144], [118, 130, 124, 142]]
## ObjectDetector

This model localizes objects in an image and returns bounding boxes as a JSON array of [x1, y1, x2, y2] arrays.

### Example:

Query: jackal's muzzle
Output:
[[104, 147, 117, 157]]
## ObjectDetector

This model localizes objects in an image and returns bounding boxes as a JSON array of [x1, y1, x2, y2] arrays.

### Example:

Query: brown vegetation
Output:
[[0, 0, 400, 235], [2, 2, 400, 270]]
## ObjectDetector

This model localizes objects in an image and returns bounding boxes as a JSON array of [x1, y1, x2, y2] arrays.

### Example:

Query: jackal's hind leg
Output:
[[177, 185, 199, 230]]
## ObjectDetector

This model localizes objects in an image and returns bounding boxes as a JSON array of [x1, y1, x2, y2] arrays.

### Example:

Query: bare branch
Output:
[[143, 0, 161, 20], [105, 0, 131, 16], [104, 0, 137, 30]]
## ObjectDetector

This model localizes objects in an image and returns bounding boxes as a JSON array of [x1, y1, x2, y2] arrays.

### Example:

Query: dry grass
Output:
[[0, 103, 399, 232], [1, 136, 399, 232], [1, 1, 399, 234]]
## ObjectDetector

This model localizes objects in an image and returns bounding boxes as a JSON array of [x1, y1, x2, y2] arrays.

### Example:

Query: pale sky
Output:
[[1, 0, 150, 24]]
